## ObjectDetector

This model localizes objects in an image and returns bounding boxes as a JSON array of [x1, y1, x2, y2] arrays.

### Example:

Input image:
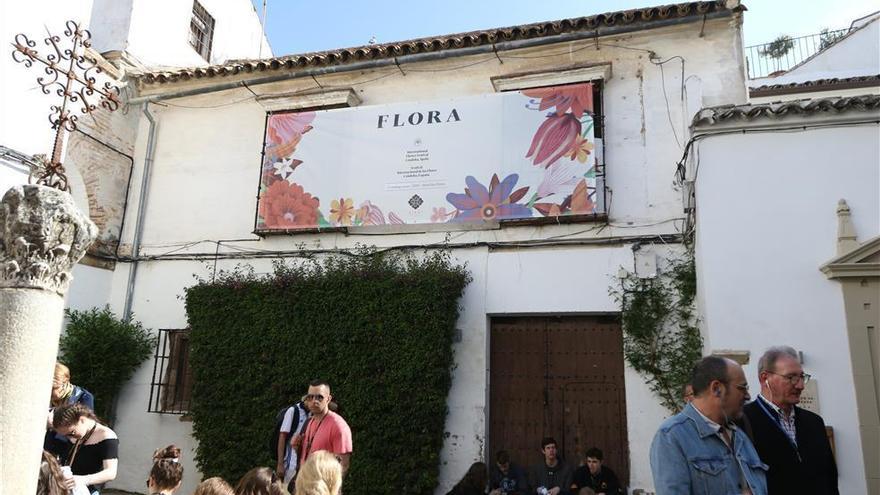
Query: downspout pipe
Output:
[[122, 103, 157, 321], [127, 10, 736, 105]]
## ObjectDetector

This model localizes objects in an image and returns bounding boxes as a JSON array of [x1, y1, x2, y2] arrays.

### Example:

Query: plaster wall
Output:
[[693, 121, 880, 495], [93, 16, 746, 493], [121, 0, 271, 67]]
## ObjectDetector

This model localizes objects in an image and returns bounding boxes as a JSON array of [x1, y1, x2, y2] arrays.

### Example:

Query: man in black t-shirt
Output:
[[571, 447, 622, 495], [489, 450, 527, 494]]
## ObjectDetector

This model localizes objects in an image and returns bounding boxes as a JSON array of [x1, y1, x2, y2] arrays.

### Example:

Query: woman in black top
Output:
[[51, 403, 119, 494]]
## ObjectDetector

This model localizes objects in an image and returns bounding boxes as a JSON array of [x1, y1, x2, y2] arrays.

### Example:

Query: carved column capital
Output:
[[0, 185, 97, 295]]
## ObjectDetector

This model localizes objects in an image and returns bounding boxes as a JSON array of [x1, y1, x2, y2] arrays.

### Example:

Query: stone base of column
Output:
[[0, 184, 98, 494], [0, 289, 64, 494]]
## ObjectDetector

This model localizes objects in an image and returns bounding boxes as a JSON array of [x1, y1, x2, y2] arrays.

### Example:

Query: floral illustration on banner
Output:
[[258, 111, 320, 229], [446, 173, 530, 222], [523, 83, 598, 216], [259, 181, 320, 228]]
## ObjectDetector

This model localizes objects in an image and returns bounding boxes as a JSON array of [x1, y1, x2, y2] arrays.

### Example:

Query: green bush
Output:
[[184, 250, 470, 493], [60, 307, 155, 422]]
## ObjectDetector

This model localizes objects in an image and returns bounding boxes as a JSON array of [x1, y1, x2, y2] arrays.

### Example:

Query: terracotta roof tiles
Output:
[[136, 1, 738, 85], [692, 94, 880, 126]]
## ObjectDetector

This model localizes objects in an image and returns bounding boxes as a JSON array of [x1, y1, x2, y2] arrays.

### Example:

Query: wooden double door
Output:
[[489, 315, 629, 484]]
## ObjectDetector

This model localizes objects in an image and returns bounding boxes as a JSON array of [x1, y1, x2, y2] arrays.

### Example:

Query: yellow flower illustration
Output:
[[566, 135, 594, 163], [329, 197, 355, 226]]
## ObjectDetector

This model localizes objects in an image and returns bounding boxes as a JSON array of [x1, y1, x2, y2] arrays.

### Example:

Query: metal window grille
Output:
[[148, 328, 193, 414], [188, 0, 215, 62]]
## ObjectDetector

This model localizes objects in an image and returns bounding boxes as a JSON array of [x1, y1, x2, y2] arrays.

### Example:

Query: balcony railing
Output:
[[745, 28, 848, 79]]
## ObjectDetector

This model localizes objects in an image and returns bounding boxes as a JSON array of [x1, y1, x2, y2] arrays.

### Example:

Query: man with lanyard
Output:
[[293, 380, 352, 476], [650, 356, 768, 495], [742, 346, 838, 494]]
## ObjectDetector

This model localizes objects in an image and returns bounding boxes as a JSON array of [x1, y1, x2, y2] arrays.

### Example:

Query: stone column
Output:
[[0, 185, 97, 494]]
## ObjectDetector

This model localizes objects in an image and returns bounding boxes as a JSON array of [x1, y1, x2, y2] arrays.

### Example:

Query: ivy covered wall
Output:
[[184, 251, 471, 493]]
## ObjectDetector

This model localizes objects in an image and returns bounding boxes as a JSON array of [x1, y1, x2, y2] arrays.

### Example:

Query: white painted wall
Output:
[[94, 16, 747, 494], [95, 0, 271, 67], [694, 118, 880, 495]]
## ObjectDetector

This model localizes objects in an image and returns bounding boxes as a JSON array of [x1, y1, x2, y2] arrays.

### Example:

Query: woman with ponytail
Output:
[[294, 451, 342, 495], [50, 403, 118, 495], [147, 445, 183, 495]]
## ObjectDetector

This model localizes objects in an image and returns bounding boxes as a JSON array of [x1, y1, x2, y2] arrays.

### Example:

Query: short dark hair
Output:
[[309, 379, 330, 390], [690, 356, 730, 396], [585, 447, 603, 460], [541, 437, 557, 449], [495, 450, 510, 464]]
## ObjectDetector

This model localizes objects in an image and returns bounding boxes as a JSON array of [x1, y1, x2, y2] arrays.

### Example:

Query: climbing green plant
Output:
[[184, 249, 470, 493], [611, 252, 702, 413]]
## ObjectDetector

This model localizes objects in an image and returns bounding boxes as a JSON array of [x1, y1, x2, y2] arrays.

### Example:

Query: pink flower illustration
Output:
[[387, 211, 405, 225], [267, 112, 316, 145], [537, 161, 582, 200], [446, 174, 530, 222], [522, 83, 593, 119], [431, 207, 450, 223], [356, 201, 386, 225], [526, 113, 582, 168], [264, 112, 315, 164]]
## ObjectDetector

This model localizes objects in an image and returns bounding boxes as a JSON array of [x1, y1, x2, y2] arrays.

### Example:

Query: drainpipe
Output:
[[122, 103, 157, 321], [127, 10, 737, 105]]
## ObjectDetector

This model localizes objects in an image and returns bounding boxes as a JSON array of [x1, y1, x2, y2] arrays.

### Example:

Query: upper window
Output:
[[188, 0, 215, 62]]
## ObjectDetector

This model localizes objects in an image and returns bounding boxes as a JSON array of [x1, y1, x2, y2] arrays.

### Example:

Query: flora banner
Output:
[[256, 82, 601, 231]]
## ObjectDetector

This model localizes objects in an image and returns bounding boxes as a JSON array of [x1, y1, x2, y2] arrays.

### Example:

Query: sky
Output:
[[250, 0, 879, 57]]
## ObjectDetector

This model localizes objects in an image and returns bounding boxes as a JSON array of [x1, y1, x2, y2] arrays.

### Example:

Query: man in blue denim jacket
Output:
[[650, 356, 768, 495]]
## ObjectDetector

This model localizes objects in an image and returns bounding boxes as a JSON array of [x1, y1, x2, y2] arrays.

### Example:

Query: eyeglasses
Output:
[[305, 394, 325, 402], [768, 371, 811, 385]]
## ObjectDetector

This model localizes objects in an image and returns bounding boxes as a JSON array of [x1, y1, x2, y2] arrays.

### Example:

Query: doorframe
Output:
[[484, 312, 622, 467]]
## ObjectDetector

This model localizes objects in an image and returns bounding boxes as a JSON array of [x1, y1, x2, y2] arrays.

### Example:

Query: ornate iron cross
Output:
[[11, 20, 121, 192]]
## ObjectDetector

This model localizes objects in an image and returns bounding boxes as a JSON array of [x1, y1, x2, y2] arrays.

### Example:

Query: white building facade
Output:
[[67, 2, 757, 493], [692, 96, 880, 495]]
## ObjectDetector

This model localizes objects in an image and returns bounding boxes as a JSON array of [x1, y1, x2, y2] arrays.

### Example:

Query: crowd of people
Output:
[[38, 344, 838, 495], [39, 373, 351, 495], [446, 443, 622, 495]]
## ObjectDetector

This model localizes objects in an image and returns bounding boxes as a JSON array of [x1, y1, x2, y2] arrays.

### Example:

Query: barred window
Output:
[[148, 329, 193, 414], [188, 0, 215, 62]]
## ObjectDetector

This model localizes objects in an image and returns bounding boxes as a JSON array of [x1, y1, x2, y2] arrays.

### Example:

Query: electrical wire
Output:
[[148, 38, 674, 109], [96, 232, 685, 263]]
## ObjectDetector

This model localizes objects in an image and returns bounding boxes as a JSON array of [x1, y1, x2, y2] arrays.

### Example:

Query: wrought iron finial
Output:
[[10, 20, 121, 192]]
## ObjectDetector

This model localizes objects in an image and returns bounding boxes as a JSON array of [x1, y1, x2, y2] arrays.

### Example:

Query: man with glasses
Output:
[[650, 356, 767, 494], [743, 346, 838, 494], [294, 380, 353, 476]]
